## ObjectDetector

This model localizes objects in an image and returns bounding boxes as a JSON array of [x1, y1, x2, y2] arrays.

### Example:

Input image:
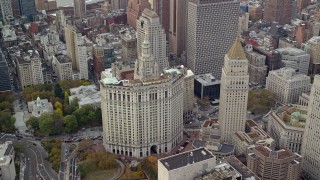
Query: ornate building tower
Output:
[[134, 34, 159, 81], [218, 36, 249, 143]]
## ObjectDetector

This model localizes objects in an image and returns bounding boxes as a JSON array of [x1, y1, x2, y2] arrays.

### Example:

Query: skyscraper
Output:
[[18, 0, 36, 20], [127, 0, 151, 29], [301, 75, 320, 179], [218, 36, 249, 143], [0, 0, 13, 22], [110, 0, 128, 10], [64, 25, 78, 68], [74, 0, 86, 18], [169, 0, 187, 56], [186, 0, 239, 78], [137, 9, 169, 71], [149, 0, 169, 34], [0, 50, 11, 92], [100, 34, 185, 157], [264, 0, 292, 25]]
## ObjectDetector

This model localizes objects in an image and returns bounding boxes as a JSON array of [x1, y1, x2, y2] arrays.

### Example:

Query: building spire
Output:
[[141, 33, 151, 58], [227, 34, 246, 60]]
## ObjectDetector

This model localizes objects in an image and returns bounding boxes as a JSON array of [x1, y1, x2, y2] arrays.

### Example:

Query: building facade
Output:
[[0, 0, 13, 23], [194, 73, 220, 100], [263, 0, 292, 25], [92, 45, 115, 79], [301, 75, 320, 180], [186, 0, 239, 78], [137, 9, 169, 71], [119, 28, 137, 62], [127, 0, 151, 29], [110, 0, 128, 10], [52, 54, 73, 81], [30, 53, 44, 85], [18, 0, 36, 20], [64, 25, 78, 68], [0, 49, 11, 92], [169, 0, 187, 56], [244, 44, 268, 85], [100, 35, 184, 157], [158, 148, 216, 180], [247, 146, 301, 180], [218, 37, 249, 143], [301, 36, 320, 74], [74, 0, 86, 18], [0, 141, 16, 180], [27, 97, 53, 117], [276, 47, 310, 75], [266, 68, 311, 105], [266, 106, 307, 154]]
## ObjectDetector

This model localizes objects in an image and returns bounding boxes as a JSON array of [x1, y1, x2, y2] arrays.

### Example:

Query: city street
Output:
[[0, 134, 58, 180]]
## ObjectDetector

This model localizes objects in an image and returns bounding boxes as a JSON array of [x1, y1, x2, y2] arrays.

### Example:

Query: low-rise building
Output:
[[0, 141, 16, 180], [52, 54, 73, 81], [27, 97, 54, 117], [266, 68, 311, 105], [266, 105, 307, 154], [194, 73, 220, 100], [298, 92, 310, 107], [158, 148, 216, 180], [192, 140, 235, 159], [69, 85, 101, 108], [247, 146, 302, 180], [200, 119, 220, 141], [233, 120, 275, 155], [194, 162, 242, 180], [245, 44, 268, 85], [276, 47, 310, 75]]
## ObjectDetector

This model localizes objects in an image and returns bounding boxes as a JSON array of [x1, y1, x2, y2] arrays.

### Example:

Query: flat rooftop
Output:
[[254, 146, 294, 159], [159, 148, 214, 171], [55, 54, 71, 63], [195, 73, 220, 86]]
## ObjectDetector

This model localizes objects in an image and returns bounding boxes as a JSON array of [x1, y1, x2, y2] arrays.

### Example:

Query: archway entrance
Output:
[[150, 145, 158, 154]]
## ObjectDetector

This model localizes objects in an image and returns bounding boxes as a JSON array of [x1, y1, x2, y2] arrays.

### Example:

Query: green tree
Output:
[[64, 91, 70, 104], [26, 116, 39, 130], [39, 113, 54, 135], [54, 84, 63, 99], [63, 115, 78, 133], [0, 111, 16, 133], [54, 101, 63, 110]]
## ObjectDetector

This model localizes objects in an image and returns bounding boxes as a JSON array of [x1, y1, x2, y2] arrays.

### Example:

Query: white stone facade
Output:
[[0, 0, 13, 23], [52, 54, 73, 81], [266, 67, 311, 105], [27, 97, 54, 118], [302, 75, 320, 180], [218, 37, 249, 143], [137, 9, 169, 71], [277, 47, 310, 75], [266, 107, 306, 154]]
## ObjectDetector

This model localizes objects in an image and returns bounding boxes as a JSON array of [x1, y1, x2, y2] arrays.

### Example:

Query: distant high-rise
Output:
[[218, 36, 249, 143], [137, 9, 169, 71], [110, 0, 128, 10], [64, 25, 78, 69], [74, 0, 86, 18], [264, 0, 292, 25], [11, 0, 20, 18], [149, 0, 169, 34], [301, 75, 320, 180], [0, 50, 11, 92], [0, 0, 13, 22], [186, 0, 239, 78], [127, 0, 151, 29], [169, 0, 187, 56], [18, 0, 36, 20]]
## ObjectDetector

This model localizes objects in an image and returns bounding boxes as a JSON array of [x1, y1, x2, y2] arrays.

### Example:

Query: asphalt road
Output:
[[0, 134, 58, 180], [69, 158, 80, 180]]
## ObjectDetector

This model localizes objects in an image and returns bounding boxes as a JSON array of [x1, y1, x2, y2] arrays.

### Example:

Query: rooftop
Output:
[[223, 156, 260, 179], [0, 141, 13, 157], [276, 47, 308, 56], [55, 54, 71, 63], [159, 148, 214, 171], [195, 73, 220, 86], [269, 67, 310, 81], [254, 146, 294, 159], [276, 106, 307, 128], [227, 35, 246, 60]]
